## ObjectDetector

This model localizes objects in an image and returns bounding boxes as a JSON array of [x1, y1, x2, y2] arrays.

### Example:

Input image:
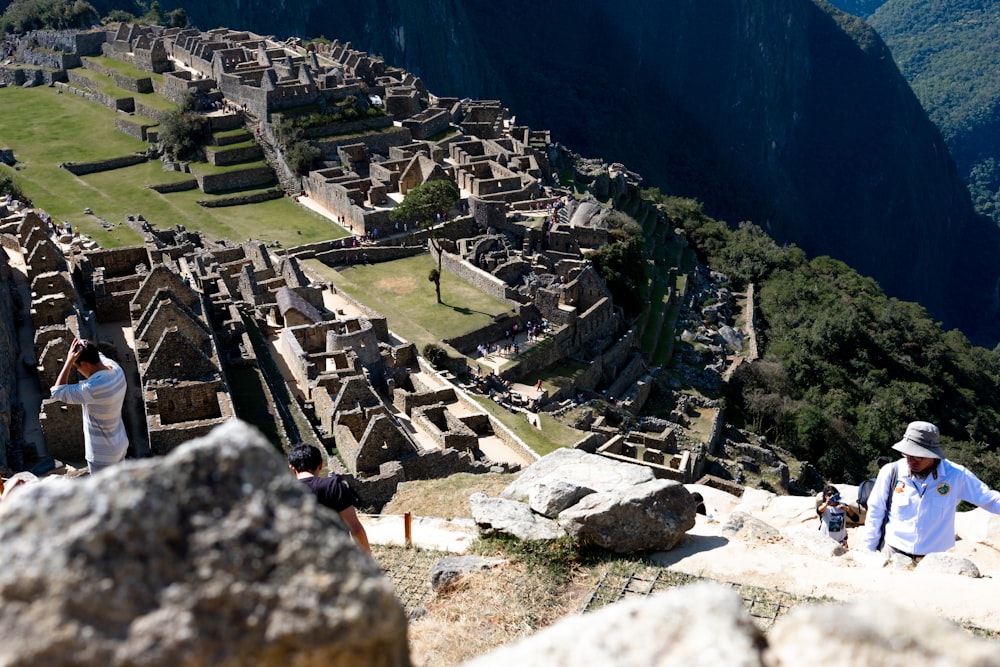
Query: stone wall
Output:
[[433, 246, 522, 306], [133, 100, 173, 123], [607, 354, 647, 403], [149, 179, 199, 194], [147, 421, 218, 456], [39, 400, 84, 464], [311, 244, 424, 266], [81, 57, 153, 93], [205, 144, 263, 167], [391, 386, 457, 415], [60, 154, 148, 176], [114, 116, 157, 141], [313, 127, 413, 160], [299, 114, 394, 140], [196, 166, 276, 194], [443, 309, 539, 356], [401, 108, 451, 140], [198, 189, 283, 208], [0, 249, 19, 469], [58, 76, 134, 113], [153, 382, 225, 424]]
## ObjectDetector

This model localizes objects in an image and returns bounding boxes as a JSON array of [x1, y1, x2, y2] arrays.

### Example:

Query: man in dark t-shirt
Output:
[[288, 443, 371, 554]]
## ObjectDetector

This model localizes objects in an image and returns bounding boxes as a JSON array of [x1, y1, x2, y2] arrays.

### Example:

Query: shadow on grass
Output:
[[443, 302, 497, 318]]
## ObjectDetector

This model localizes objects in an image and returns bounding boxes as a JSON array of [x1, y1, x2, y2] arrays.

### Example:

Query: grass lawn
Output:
[[304, 254, 514, 350], [82, 55, 165, 89], [0, 84, 346, 247], [469, 395, 584, 456]]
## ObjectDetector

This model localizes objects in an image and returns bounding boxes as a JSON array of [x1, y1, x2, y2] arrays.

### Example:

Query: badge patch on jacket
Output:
[[937, 482, 951, 496], [894, 481, 905, 493]]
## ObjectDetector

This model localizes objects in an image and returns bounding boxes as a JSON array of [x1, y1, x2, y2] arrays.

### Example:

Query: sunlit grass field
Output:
[[304, 254, 515, 351], [0, 83, 346, 247]]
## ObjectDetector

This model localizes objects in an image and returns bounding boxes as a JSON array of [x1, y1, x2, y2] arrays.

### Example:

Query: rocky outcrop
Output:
[[558, 479, 696, 553], [0, 420, 410, 667], [500, 447, 654, 503], [475, 448, 696, 553], [469, 492, 567, 541], [463, 581, 1000, 667]]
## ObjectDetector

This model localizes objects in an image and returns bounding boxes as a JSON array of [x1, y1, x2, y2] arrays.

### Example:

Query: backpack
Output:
[[857, 477, 876, 510]]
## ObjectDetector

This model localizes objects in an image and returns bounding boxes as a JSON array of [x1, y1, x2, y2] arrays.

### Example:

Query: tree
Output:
[[165, 7, 186, 28], [285, 141, 320, 177], [588, 216, 646, 316], [0, 174, 30, 206], [389, 179, 460, 303], [1, 0, 97, 32], [158, 107, 207, 161]]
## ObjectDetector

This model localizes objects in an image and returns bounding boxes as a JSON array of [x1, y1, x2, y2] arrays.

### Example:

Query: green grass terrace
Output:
[[0, 84, 346, 248]]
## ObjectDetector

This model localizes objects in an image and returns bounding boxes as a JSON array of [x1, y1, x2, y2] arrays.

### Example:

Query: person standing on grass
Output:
[[50, 339, 129, 474], [288, 443, 371, 554]]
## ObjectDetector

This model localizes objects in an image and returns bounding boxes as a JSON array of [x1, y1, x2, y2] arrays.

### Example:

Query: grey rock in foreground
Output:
[[557, 479, 696, 553], [461, 582, 766, 667], [462, 582, 1000, 667], [527, 476, 595, 518], [914, 552, 981, 578], [0, 420, 409, 667], [765, 596, 1000, 666], [721, 510, 781, 540]]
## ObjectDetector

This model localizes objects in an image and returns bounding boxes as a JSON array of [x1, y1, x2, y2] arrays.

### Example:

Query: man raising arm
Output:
[[50, 338, 129, 474]]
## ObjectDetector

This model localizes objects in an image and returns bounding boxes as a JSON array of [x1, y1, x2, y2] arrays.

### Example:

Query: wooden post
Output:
[[404, 511, 413, 548]]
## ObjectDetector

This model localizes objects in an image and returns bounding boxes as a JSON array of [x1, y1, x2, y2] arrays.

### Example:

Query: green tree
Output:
[[165, 7, 186, 28], [158, 107, 207, 161], [1, 0, 97, 32], [0, 174, 30, 206], [389, 179, 460, 303], [588, 215, 646, 316], [285, 140, 320, 177]]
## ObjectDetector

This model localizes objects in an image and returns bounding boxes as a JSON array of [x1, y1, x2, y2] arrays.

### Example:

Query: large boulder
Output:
[[527, 476, 595, 518], [462, 582, 766, 667], [557, 479, 696, 553], [463, 582, 1000, 667], [469, 492, 567, 541], [915, 553, 981, 578], [501, 448, 653, 504], [765, 595, 1000, 666], [0, 420, 409, 667]]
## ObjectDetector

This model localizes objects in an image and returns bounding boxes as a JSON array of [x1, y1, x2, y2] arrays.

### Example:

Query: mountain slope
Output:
[[20, 0, 1000, 343], [870, 0, 1000, 226]]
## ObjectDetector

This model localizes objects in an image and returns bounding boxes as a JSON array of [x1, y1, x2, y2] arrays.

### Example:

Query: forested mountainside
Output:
[[870, 0, 1000, 228], [3, 0, 999, 345], [825, 0, 887, 17]]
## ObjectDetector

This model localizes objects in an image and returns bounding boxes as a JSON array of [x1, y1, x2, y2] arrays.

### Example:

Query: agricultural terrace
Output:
[[0, 84, 346, 247]]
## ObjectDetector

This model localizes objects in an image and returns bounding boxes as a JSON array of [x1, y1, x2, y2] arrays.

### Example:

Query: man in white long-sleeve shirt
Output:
[[50, 338, 129, 474], [860, 421, 1000, 558]]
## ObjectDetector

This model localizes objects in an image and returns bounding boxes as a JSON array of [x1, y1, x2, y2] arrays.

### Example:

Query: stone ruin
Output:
[[0, 199, 523, 507]]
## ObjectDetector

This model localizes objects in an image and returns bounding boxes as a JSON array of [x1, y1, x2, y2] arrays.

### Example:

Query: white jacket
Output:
[[861, 458, 1000, 554]]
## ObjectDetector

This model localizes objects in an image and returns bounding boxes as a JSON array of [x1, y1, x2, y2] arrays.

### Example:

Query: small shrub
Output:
[[422, 343, 448, 369]]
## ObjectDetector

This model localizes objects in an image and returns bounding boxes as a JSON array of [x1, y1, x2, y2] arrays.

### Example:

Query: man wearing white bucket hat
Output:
[[860, 421, 1000, 558]]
